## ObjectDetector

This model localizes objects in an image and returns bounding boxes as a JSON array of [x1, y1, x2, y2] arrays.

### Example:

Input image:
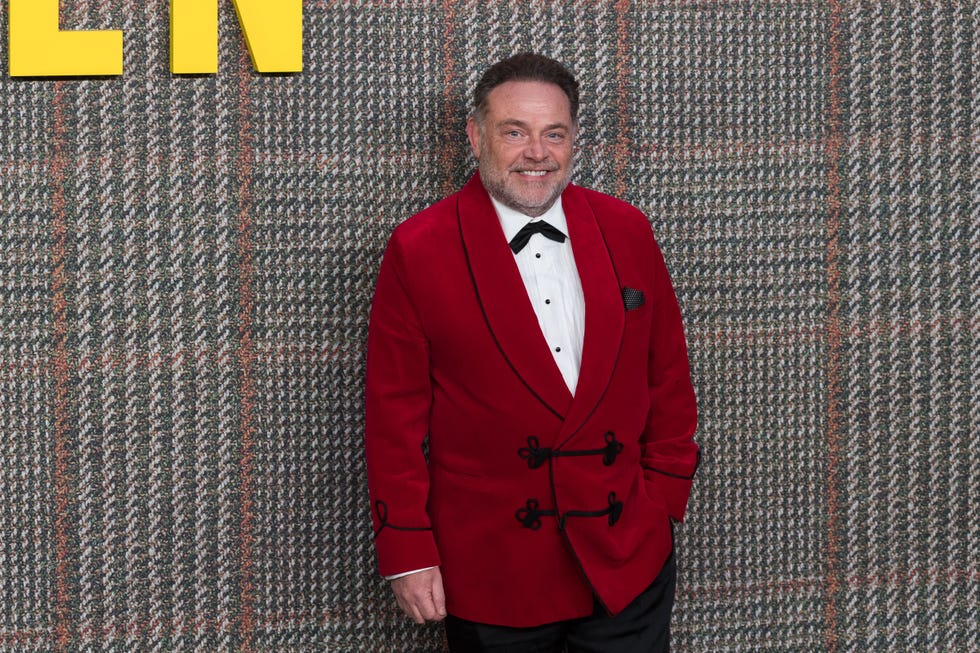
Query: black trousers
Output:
[[444, 552, 676, 653]]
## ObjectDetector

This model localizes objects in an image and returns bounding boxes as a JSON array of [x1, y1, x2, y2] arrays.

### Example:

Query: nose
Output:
[[523, 135, 547, 161]]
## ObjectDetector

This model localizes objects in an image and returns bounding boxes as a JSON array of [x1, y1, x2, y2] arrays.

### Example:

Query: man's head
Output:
[[472, 53, 580, 126], [466, 53, 580, 217]]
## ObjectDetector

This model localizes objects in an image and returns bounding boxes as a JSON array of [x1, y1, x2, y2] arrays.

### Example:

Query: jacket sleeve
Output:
[[364, 231, 441, 576], [640, 228, 700, 522]]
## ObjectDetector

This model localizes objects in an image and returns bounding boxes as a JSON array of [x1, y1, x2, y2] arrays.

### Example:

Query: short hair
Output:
[[472, 53, 580, 124]]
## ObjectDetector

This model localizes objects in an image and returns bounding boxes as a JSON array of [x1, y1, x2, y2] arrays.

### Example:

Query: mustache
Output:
[[508, 164, 559, 172]]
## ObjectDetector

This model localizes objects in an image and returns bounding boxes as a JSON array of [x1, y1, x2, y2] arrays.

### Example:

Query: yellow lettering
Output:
[[232, 0, 302, 72], [170, 0, 219, 73], [170, 0, 302, 74], [8, 0, 123, 77]]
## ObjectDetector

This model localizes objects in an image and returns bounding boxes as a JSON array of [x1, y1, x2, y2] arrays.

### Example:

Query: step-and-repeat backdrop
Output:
[[1, 1, 975, 651]]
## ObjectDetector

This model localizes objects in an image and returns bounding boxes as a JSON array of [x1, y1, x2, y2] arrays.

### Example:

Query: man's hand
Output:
[[390, 567, 447, 623]]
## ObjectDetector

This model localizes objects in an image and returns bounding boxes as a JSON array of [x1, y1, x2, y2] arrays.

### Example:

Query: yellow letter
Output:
[[9, 0, 123, 77], [170, 0, 219, 73], [170, 0, 302, 74]]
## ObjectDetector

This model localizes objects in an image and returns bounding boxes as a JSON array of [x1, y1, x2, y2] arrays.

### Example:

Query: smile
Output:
[[518, 170, 549, 177]]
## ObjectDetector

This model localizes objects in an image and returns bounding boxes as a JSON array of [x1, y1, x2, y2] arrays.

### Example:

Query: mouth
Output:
[[516, 170, 552, 177]]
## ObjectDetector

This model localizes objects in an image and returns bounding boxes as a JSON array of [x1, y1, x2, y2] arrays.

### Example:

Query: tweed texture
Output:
[[0, 1, 976, 651]]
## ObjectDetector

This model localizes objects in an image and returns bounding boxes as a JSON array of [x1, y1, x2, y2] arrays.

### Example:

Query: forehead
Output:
[[483, 80, 573, 125]]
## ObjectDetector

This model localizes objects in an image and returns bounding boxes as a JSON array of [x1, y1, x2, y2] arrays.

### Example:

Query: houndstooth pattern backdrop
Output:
[[0, 1, 976, 651]]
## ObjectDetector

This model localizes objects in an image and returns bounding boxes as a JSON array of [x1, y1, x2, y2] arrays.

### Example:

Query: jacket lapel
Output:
[[557, 185, 625, 443], [456, 174, 573, 419]]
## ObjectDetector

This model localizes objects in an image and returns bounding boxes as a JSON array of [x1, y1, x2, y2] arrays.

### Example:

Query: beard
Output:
[[478, 158, 571, 218]]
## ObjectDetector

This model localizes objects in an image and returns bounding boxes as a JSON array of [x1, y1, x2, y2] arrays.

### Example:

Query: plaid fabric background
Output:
[[0, 1, 976, 651]]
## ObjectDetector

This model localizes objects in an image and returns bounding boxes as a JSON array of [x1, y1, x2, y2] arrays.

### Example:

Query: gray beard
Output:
[[479, 162, 570, 218]]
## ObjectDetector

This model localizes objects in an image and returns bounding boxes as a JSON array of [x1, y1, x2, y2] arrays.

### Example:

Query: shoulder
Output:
[[567, 183, 653, 236], [565, 183, 669, 283], [383, 192, 465, 266], [390, 193, 459, 243]]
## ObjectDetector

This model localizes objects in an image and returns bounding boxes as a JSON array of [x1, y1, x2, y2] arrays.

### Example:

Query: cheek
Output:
[[550, 145, 573, 164], [489, 147, 521, 169]]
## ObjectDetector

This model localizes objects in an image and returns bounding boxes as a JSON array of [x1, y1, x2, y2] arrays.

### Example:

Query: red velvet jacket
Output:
[[365, 173, 699, 627]]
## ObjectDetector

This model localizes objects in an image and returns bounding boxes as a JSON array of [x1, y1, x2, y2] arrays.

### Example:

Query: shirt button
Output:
[[555, 346, 562, 353], [545, 299, 551, 305], [535, 253, 542, 259]]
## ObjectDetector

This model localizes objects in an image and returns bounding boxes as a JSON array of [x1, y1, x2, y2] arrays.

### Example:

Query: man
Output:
[[365, 53, 699, 652]]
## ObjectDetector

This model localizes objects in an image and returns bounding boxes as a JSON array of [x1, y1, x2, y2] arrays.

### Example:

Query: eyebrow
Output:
[[496, 119, 571, 132]]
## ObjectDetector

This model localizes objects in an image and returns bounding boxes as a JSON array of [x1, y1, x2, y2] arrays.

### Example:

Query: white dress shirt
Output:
[[387, 196, 586, 581], [489, 196, 586, 394]]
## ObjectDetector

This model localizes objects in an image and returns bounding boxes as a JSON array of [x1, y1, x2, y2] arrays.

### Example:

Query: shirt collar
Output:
[[489, 195, 569, 245]]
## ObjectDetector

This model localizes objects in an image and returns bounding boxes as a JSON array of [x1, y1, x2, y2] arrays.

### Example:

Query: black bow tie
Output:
[[508, 220, 567, 254]]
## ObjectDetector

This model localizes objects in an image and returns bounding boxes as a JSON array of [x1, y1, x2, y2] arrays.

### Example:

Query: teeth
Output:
[[519, 170, 547, 176]]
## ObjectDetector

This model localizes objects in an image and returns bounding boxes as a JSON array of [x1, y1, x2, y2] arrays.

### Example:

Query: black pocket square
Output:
[[622, 286, 645, 311]]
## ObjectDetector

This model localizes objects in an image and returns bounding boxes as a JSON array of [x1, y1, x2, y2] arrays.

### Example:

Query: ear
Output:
[[465, 117, 482, 158]]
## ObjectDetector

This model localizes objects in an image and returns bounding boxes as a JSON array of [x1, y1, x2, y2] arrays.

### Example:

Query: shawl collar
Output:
[[557, 184, 625, 443], [456, 174, 625, 441]]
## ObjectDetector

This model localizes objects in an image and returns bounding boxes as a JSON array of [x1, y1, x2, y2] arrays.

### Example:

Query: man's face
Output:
[[466, 81, 576, 218]]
